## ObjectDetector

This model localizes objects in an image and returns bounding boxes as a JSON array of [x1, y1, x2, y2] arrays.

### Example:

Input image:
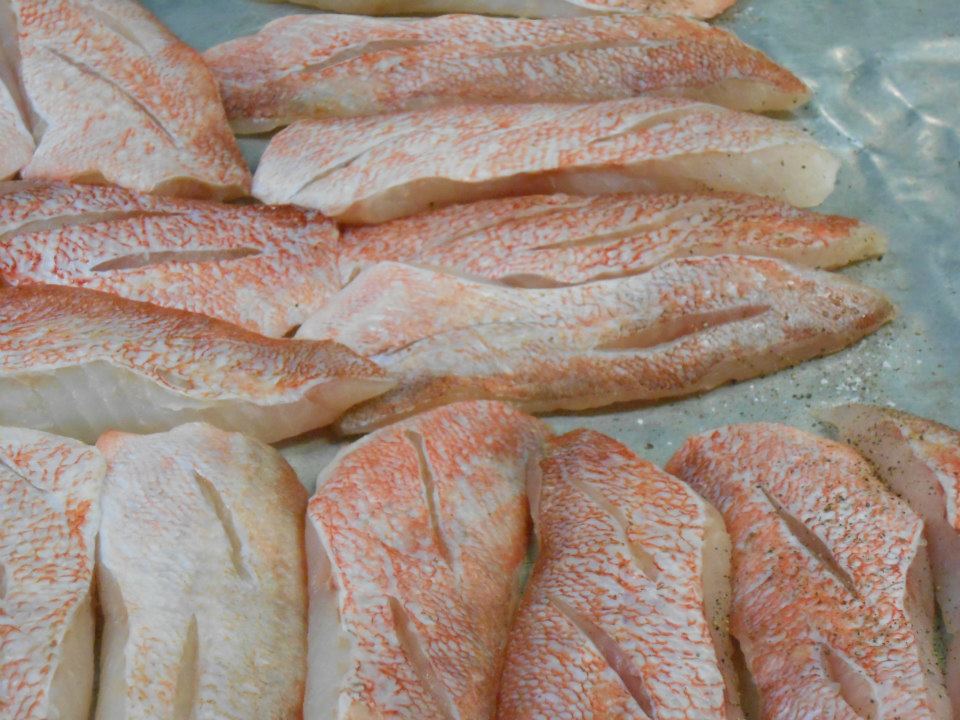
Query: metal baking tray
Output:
[[142, 0, 960, 487]]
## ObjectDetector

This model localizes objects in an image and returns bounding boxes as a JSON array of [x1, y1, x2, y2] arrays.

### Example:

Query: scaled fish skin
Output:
[[95, 423, 308, 720], [0, 180, 340, 337], [666, 423, 952, 720], [7, 0, 251, 199], [0, 427, 104, 720], [305, 401, 549, 719], [498, 429, 742, 720], [276, 0, 735, 19], [296, 258, 894, 434], [253, 97, 839, 223], [823, 404, 960, 718], [340, 192, 886, 287], [0, 284, 394, 443], [205, 14, 808, 134]]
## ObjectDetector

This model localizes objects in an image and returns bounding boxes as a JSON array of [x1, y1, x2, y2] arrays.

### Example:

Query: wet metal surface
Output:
[[144, 0, 960, 488]]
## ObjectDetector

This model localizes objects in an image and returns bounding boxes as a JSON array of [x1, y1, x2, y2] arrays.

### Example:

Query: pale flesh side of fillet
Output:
[[295, 258, 894, 434], [497, 429, 742, 720], [0, 68, 33, 179], [666, 423, 952, 720], [0, 180, 341, 337], [95, 423, 308, 720], [252, 97, 839, 224], [7, 0, 250, 199], [305, 401, 549, 719], [0, 427, 104, 720], [822, 404, 960, 718], [205, 14, 808, 133], [0, 284, 393, 443], [278, 0, 735, 20], [339, 192, 886, 287]]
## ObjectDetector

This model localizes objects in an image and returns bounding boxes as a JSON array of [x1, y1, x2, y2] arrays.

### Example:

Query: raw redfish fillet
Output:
[[0, 180, 340, 336], [253, 97, 839, 223], [498, 429, 742, 719], [205, 13, 807, 133], [0, 284, 393, 443], [666, 423, 952, 720], [95, 423, 308, 720], [7, 0, 250, 199], [296, 257, 893, 434], [340, 192, 885, 287], [305, 401, 549, 719], [278, 0, 735, 19], [0, 427, 104, 720], [823, 404, 960, 718]]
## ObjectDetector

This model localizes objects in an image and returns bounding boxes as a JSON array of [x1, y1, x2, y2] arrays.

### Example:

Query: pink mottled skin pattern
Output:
[[307, 401, 549, 719], [340, 192, 884, 286], [498, 429, 738, 719], [205, 14, 807, 132], [253, 96, 838, 223], [297, 257, 893, 434], [10, 0, 250, 199], [0, 428, 103, 720], [0, 181, 340, 336], [667, 423, 952, 720]]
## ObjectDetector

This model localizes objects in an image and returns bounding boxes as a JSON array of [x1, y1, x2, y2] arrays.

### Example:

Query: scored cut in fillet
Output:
[[8, 0, 250, 199], [0, 427, 104, 720], [340, 192, 886, 287], [0, 180, 340, 336], [666, 423, 952, 720], [277, 0, 735, 19], [296, 258, 894, 434], [253, 97, 839, 223], [205, 14, 808, 134], [95, 423, 308, 720], [0, 284, 393, 443], [498, 429, 742, 720], [305, 401, 549, 719], [822, 404, 960, 717]]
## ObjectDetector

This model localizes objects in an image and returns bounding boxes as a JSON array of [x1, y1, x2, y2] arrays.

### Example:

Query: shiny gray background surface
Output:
[[143, 0, 960, 488]]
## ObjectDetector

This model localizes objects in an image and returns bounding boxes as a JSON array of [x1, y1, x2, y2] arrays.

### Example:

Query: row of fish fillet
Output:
[[1, 0, 836, 221], [0, 180, 892, 441], [7, 399, 960, 719]]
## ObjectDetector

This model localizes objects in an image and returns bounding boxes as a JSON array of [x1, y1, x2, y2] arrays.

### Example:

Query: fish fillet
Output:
[[0, 180, 340, 336], [296, 258, 893, 434], [205, 14, 807, 133], [305, 401, 548, 719], [0, 80, 32, 179], [0, 427, 103, 720], [0, 284, 393, 443], [498, 429, 742, 719], [8, 0, 250, 199], [253, 97, 839, 223], [666, 423, 952, 720], [95, 423, 307, 720], [277, 0, 735, 19], [340, 192, 885, 287], [823, 404, 960, 717]]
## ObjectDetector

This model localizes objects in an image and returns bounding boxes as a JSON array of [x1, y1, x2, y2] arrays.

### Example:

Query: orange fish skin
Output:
[[253, 97, 838, 223], [95, 423, 308, 720], [205, 14, 808, 134], [0, 427, 104, 720], [305, 401, 549, 719], [823, 404, 960, 718], [9, 0, 250, 199], [279, 0, 735, 19], [296, 257, 893, 434], [666, 423, 952, 720], [340, 192, 885, 287], [498, 429, 742, 720], [0, 181, 340, 337], [0, 284, 393, 443]]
